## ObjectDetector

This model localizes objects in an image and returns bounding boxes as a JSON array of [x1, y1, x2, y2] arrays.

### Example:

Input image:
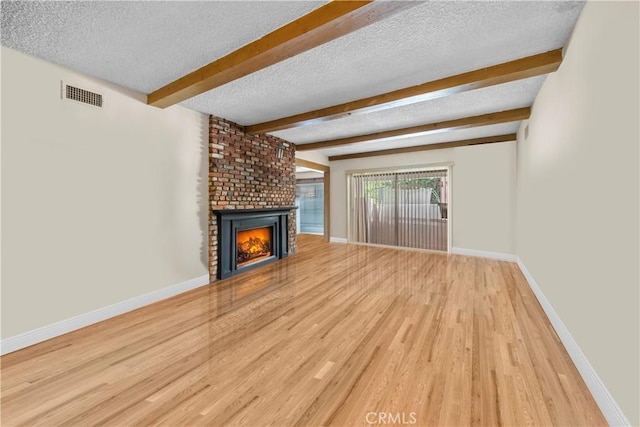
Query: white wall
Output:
[[1, 47, 209, 339], [516, 2, 639, 424], [330, 142, 517, 255], [295, 150, 329, 166]]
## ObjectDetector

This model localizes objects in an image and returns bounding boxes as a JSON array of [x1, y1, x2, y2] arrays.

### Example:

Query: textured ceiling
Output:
[[182, 0, 583, 125], [0, 1, 326, 93], [321, 122, 521, 158], [1, 0, 585, 158], [274, 76, 545, 144]]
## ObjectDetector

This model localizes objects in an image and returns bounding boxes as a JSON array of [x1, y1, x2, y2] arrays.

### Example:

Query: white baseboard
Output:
[[451, 247, 517, 262], [330, 237, 348, 244], [0, 274, 210, 356], [517, 258, 630, 427]]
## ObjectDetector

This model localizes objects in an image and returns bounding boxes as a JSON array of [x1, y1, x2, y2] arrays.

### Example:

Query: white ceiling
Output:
[[295, 166, 319, 174], [296, 167, 325, 184], [0, 1, 326, 93], [321, 122, 522, 157], [275, 75, 546, 144], [183, 1, 582, 125], [1, 1, 585, 158]]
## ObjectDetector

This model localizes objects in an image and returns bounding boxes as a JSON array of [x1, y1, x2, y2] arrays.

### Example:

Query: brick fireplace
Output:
[[208, 116, 296, 281]]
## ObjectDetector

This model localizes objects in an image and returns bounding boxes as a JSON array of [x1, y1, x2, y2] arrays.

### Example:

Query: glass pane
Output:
[[349, 169, 448, 251], [296, 183, 324, 234]]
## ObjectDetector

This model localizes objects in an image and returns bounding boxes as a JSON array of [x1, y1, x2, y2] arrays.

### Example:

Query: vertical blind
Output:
[[348, 169, 449, 251]]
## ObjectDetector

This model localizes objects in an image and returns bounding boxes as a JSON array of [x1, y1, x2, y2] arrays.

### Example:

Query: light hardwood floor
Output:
[[1, 235, 606, 426]]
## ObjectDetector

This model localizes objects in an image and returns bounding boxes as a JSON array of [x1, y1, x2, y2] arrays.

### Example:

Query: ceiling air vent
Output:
[[62, 82, 103, 107]]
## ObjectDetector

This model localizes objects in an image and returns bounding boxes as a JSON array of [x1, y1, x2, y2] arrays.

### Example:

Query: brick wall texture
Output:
[[209, 115, 297, 280]]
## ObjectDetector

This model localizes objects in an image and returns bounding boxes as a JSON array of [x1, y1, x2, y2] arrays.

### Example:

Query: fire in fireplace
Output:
[[214, 207, 295, 279], [237, 227, 272, 267]]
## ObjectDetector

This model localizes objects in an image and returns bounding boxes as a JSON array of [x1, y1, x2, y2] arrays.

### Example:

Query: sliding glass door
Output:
[[348, 168, 449, 251]]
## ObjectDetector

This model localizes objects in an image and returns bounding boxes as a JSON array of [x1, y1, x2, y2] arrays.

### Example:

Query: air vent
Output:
[[62, 82, 103, 107]]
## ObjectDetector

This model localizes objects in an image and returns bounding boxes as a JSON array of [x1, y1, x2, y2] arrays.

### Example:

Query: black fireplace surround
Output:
[[214, 207, 296, 279]]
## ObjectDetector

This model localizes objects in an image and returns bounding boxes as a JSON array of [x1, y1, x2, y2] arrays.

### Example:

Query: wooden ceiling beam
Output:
[[247, 49, 561, 134], [296, 107, 530, 151], [147, 1, 418, 108], [328, 134, 517, 161]]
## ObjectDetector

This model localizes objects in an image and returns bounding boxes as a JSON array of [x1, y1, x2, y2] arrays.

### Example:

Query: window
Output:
[[296, 182, 324, 234], [348, 168, 449, 251]]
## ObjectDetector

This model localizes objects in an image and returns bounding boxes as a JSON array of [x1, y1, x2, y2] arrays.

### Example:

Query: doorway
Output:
[[295, 158, 330, 241], [296, 179, 324, 235]]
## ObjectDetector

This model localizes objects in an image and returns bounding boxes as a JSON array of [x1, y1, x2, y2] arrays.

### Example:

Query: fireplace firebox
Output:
[[237, 227, 272, 267], [214, 207, 296, 279]]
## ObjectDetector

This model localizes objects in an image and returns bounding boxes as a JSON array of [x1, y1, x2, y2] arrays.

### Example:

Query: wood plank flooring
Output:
[[1, 235, 606, 426]]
